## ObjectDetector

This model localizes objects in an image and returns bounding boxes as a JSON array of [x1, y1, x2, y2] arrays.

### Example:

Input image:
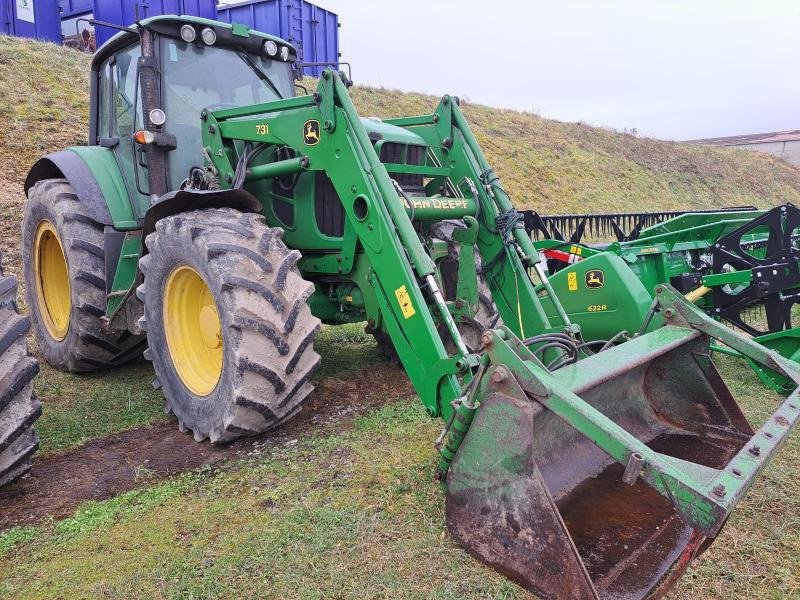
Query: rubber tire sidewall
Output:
[[144, 237, 237, 437], [23, 189, 86, 370]]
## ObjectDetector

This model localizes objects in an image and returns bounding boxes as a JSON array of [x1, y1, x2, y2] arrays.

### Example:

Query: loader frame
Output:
[[200, 69, 800, 535]]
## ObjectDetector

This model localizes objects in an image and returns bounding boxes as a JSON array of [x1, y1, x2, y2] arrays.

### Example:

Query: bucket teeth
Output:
[[177, 420, 188, 434]]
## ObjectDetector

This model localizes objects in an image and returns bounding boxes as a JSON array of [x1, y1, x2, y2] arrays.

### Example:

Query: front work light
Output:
[[180, 25, 196, 43], [201, 27, 217, 45], [149, 108, 167, 127], [264, 40, 278, 57]]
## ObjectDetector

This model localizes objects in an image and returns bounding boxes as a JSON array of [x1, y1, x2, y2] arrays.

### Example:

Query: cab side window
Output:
[[97, 62, 111, 140], [99, 44, 148, 216], [112, 45, 143, 142]]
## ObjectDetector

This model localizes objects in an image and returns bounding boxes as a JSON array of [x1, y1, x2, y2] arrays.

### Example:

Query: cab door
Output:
[[96, 43, 150, 220]]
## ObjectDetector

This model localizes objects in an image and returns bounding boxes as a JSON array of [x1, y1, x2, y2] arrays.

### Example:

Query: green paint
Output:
[[66, 146, 138, 229], [30, 19, 800, 587], [107, 233, 142, 315]]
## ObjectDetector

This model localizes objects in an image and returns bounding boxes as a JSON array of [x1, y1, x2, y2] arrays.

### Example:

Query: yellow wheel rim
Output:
[[33, 220, 71, 341], [163, 265, 223, 396]]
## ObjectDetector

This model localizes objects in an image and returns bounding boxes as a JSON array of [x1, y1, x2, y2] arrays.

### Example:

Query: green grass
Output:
[[0, 399, 527, 599], [34, 361, 166, 455], [2, 356, 798, 599], [34, 323, 381, 455]]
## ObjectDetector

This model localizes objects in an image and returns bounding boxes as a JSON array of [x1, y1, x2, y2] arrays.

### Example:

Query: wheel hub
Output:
[[33, 220, 71, 341], [199, 305, 222, 350], [163, 266, 223, 396]]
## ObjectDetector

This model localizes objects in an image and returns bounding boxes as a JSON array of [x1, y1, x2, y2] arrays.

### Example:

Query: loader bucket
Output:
[[445, 285, 800, 599]]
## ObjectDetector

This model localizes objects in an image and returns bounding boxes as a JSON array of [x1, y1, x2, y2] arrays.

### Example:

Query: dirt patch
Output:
[[0, 365, 413, 531]]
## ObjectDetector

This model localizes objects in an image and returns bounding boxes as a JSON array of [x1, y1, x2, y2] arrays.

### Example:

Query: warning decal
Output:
[[394, 285, 416, 319], [567, 272, 578, 291]]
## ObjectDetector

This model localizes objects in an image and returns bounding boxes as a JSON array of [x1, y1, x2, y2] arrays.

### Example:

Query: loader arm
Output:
[[201, 71, 570, 419]]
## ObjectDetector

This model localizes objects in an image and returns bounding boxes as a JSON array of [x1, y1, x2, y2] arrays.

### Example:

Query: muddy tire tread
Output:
[[22, 178, 145, 372], [139, 208, 320, 444], [0, 274, 41, 488]]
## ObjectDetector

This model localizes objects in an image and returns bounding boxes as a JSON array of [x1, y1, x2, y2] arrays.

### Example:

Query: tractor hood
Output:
[[360, 117, 427, 147]]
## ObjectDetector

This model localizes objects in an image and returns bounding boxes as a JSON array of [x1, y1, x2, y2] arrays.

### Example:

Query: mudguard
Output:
[[25, 147, 138, 230], [141, 188, 263, 253]]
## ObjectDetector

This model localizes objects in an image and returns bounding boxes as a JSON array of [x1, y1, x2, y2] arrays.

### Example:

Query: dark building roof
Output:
[[686, 130, 800, 146]]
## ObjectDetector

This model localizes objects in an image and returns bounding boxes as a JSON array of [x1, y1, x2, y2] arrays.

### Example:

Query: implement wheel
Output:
[[22, 179, 145, 371], [0, 266, 41, 487], [138, 208, 320, 443]]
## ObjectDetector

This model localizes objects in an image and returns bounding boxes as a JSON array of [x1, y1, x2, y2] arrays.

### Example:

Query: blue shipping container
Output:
[[94, 0, 217, 46], [1, 0, 62, 42], [217, 0, 339, 76], [59, 0, 92, 17]]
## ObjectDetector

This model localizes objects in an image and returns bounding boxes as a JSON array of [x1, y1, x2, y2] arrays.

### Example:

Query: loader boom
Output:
[[201, 71, 563, 419], [198, 70, 800, 596]]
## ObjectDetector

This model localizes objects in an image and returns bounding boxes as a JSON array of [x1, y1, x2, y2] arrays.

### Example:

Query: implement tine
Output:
[[520, 206, 761, 240], [610, 220, 626, 241], [569, 219, 587, 244]]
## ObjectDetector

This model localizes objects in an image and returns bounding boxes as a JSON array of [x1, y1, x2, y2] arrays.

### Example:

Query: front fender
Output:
[[25, 147, 138, 230], [141, 188, 262, 253]]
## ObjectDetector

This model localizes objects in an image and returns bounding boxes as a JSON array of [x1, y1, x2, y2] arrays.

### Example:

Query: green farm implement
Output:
[[531, 204, 800, 393], [21, 15, 800, 598]]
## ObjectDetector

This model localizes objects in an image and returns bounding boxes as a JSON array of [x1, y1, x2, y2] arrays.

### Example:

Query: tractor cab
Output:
[[89, 16, 298, 217]]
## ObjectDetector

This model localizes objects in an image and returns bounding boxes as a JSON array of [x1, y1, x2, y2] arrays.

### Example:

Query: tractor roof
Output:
[[92, 14, 296, 69]]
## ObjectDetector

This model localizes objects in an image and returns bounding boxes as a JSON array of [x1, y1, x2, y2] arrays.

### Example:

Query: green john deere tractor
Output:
[[22, 15, 800, 598]]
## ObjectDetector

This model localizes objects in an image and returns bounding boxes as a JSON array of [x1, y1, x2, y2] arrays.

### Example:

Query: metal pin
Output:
[[622, 452, 644, 485]]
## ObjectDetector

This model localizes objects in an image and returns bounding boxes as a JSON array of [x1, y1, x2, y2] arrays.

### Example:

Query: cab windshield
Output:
[[161, 36, 295, 189]]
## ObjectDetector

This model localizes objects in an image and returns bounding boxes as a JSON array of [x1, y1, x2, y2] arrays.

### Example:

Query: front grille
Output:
[[272, 178, 295, 228], [314, 171, 345, 238], [379, 142, 425, 193]]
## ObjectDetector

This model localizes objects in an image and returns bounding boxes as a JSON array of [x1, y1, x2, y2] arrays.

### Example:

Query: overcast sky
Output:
[[304, 0, 800, 141]]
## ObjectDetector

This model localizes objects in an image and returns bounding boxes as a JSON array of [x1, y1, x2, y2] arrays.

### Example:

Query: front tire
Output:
[[138, 208, 321, 444], [22, 178, 145, 372]]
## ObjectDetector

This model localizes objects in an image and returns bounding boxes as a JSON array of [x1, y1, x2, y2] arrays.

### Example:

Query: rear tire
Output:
[[138, 208, 321, 444], [0, 269, 41, 488], [22, 178, 145, 372]]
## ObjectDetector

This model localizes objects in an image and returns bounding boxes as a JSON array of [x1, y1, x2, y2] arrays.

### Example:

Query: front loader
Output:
[[21, 16, 800, 598]]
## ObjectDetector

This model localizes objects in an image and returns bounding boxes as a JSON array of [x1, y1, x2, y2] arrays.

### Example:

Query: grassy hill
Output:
[[1, 35, 799, 599], [2, 34, 800, 212], [3, 34, 800, 285]]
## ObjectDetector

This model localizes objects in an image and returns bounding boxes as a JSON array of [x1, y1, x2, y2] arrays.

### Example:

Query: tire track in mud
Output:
[[0, 365, 413, 531]]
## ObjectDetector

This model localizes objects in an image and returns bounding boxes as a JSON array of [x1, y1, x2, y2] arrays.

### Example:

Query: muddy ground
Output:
[[0, 365, 412, 531]]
